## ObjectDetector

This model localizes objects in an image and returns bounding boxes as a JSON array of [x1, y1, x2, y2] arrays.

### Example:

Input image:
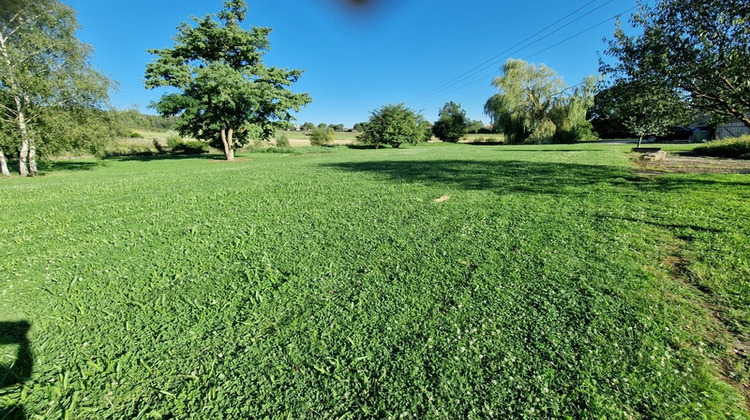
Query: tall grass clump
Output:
[[694, 135, 750, 159], [309, 126, 334, 146], [276, 132, 290, 148]]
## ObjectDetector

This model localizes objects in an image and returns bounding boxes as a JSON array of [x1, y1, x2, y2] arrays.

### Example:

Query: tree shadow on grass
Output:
[[323, 159, 637, 196], [323, 159, 749, 197], [107, 152, 224, 163], [0, 321, 32, 420], [38, 161, 105, 173]]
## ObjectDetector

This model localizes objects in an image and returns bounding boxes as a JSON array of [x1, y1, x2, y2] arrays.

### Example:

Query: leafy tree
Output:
[[485, 59, 601, 144], [358, 103, 424, 148], [353, 122, 367, 132], [432, 101, 468, 143], [329, 123, 344, 132], [601, 0, 750, 129], [144, 0, 311, 161], [596, 79, 689, 147], [484, 59, 565, 144], [317, 123, 328, 129], [301, 122, 315, 131], [466, 120, 485, 134], [548, 76, 599, 143], [0, 0, 114, 176], [416, 117, 433, 143]]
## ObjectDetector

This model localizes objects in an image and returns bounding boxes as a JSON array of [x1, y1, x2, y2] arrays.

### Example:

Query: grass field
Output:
[[1, 143, 749, 418]]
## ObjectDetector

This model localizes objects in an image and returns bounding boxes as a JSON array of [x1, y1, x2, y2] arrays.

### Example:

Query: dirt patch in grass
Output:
[[635, 152, 750, 174], [662, 239, 750, 411]]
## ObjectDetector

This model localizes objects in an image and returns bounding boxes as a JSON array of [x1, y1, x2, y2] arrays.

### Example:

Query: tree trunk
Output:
[[19, 137, 29, 177], [16, 105, 31, 176], [0, 150, 9, 176], [219, 128, 235, 161], [638, 136, 643, 148], [28, 140, 37, 176], [226, 128, 235, 161]]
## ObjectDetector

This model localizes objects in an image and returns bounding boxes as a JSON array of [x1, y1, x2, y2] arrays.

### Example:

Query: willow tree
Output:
[[144, 0, 311, 160], [0, 0, 113, 176], [484, 59, 566, 144]]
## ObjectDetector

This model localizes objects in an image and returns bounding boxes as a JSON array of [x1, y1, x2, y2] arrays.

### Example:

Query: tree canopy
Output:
[[484, 59, 596, 144], [601, 0, 750, 129], [432, 101, 468, 143], [144, 0, 311, 160], [357, 103, 424, 148], [0, 0, 114, 176]]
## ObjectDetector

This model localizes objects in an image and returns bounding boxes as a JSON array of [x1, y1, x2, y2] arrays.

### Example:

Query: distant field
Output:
[[1, 143, 748, 418]]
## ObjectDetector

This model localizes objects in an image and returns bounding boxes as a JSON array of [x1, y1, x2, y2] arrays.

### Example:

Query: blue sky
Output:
[[64, 0, 641, 128]]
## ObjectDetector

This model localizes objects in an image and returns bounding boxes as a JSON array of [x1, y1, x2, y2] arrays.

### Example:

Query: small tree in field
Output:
[[358, 103, 424, 148], [596, 79, 688, 147], [432, 101, 468, 143], [144, 0, 311, 161]]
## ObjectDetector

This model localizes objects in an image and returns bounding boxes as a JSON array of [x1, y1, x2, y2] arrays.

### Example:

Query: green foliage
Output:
[[275, 132, 290, 148], [144, 0, 311, 160], [99, 141, 158, 158], [601, 0, 750, 129], [593, 79, 689, 145], [172, 140, 209, 154], [0, 0, 114, 175], [309, 127, 334, 146], [128, 131, 144, 138], [466, 119, 485, 134], [115, 109, 178, 132], [485, 59, 564, 144], [358, 103, 424, 148], [301, 122, 315, 131], [694, 136, 750, 158], [432, 101, 468, 143], [1, 143, 748, 417], [166, 134, 183, 150], [485, 60, 598, 144]]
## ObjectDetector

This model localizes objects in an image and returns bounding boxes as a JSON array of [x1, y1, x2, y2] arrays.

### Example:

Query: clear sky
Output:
[[63, 0, 642, 128]]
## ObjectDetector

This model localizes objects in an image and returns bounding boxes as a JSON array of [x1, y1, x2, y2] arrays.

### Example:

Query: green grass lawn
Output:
[[1, 143, 748, 418]]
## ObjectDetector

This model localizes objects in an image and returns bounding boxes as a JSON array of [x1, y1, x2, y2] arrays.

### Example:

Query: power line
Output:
[[433, 5, 642, 100], [412, 0, 645, 106], [411, 0, 605, 103]]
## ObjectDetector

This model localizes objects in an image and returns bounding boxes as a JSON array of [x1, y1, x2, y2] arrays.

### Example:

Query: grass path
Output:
[[1, 143, 748, 418]]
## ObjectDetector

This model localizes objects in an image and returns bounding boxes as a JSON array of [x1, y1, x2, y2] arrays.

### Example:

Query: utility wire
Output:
[[433, 5, 642, 100], [415, 0, 613, 101], [411, 0, 616, 103]]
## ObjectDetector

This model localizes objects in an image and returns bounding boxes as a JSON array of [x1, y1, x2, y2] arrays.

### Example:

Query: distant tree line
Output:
[[115, 110, 179, 132]]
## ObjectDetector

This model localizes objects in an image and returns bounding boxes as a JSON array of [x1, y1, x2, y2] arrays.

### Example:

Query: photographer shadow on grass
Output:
[[1, 321, 32, 420]]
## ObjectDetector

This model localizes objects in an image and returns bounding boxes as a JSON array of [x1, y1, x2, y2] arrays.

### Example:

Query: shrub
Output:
[[309, 127, 334, 146], [276, 133, 290, 148], [166, 134, 183, 150], [172, 140, 209, 154], [99, 143, 156, 158], [359, 103, 424, 148], [128, 131, 143, 138], [693, 135, 750, 158]]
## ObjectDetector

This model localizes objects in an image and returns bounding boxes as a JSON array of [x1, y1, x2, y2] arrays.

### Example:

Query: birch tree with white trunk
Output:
[[0, 0, 112, 176]]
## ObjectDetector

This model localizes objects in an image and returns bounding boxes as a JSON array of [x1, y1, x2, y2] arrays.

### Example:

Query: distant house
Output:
[[716, 113, 750, 139]]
